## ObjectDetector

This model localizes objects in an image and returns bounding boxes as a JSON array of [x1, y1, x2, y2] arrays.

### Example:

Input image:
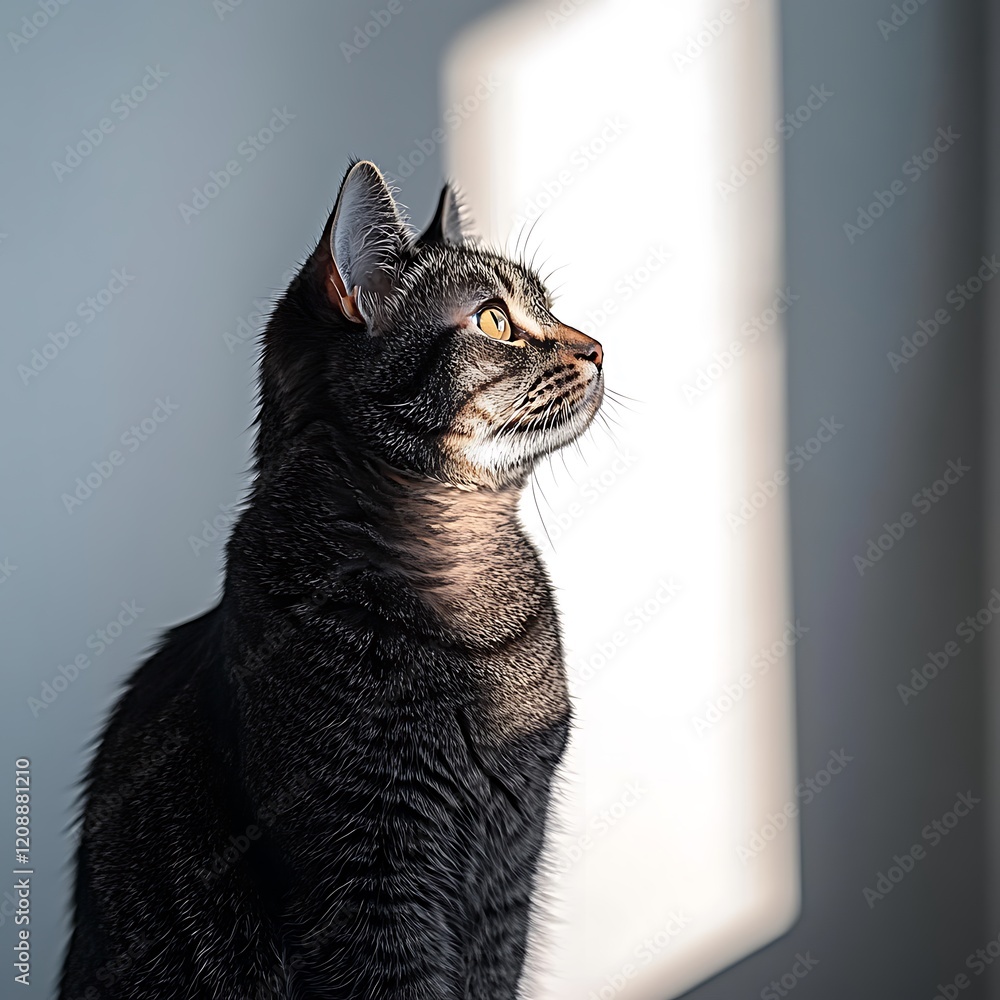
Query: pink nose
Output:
[[575, 337, 603, 370], [555, 324, 603, 371]]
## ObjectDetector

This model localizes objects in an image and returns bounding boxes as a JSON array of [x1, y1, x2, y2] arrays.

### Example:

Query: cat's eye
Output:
[[476, 305, 511, 341]]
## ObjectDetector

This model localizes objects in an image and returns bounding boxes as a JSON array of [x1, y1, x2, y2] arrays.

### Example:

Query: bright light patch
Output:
[[445, 1, 796, 997]]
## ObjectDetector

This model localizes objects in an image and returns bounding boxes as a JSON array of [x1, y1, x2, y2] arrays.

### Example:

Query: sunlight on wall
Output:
[[444, 1, 796, 997]]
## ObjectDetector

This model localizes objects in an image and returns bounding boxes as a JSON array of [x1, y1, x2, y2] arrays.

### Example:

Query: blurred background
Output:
[[0, 0, 994, 997]]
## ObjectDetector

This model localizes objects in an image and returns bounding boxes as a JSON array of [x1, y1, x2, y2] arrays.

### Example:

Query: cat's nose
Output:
[[575, 339, 603, 370], [554, 324, 603, 372]]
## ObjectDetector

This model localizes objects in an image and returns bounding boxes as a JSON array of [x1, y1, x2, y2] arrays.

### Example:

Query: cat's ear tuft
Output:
[[417, 183, 474, 246], [325, 160, 408, 324]]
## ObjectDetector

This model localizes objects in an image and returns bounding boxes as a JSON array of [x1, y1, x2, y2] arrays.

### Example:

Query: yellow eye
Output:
[[476, 306, 510, 341]]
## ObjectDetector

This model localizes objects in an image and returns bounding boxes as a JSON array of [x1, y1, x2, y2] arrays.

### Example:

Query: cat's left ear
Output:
[[325, 160, 409, 325], [417, 183, 474, 246]]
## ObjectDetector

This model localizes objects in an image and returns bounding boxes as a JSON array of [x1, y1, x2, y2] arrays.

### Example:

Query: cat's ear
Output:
[[417, 183, 474, 246], [324, 160, 408, 324]]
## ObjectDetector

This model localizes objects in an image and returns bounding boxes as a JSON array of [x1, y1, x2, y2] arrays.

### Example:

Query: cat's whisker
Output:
[[515, 216, 531, 260], [557, 443, 576, 486], [596, 411, 625, 441], [495, 399, 531, 438], [601, 399, 634, 424], [519, 212, 546, 269], [540, 262, 569, 283], [600, 405, 627, 434], [595, 389, 627, 423], [600, 393, 627, 416], [604, 386, 644, 406], [538, 397, 559, 443], [511, 219, 531, 259], [594, 411, 625, 453], [529, 471, 556, 551], [546, 447, 561, 489], [595, 411, 615, 442], [529, 240, 545, 273], [531, 462, 557, 517], [511, 216, 535, 262]]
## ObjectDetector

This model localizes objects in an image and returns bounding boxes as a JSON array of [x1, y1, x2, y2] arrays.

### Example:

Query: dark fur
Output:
[[59, 161, 604, 999]]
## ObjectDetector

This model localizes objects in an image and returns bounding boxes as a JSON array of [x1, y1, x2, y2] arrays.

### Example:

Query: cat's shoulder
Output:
[[80, 606, 223, 792]]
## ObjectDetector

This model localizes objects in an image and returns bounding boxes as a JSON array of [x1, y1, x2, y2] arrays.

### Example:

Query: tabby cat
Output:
[[59, 160, 604, 999]]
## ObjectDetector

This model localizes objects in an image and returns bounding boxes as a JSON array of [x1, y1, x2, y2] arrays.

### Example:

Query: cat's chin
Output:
[[451, 375, 604, 489], [530, 375, 605, 457]]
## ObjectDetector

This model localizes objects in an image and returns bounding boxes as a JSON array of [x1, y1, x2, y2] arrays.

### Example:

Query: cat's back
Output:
[[83, 606, 221, 780], [61, 604, 290, 998], [73, 606, 229, 884]]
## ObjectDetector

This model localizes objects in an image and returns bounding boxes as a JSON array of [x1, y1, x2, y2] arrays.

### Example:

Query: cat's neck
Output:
[[249, 428, 548, 643], [358, 459, 545, 643]]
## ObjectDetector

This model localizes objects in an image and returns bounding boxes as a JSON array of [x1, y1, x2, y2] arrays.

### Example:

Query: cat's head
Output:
[[259, 160, 603, 490]]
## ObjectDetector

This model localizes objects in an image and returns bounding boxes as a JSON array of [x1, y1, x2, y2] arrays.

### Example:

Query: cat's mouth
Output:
[[500, 375, 604, 446], [443, 371, 603, 487]]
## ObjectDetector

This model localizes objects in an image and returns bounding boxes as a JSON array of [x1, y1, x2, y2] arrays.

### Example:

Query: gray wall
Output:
[[684, 1, 991, 997], [0, 1, 992, 998], [988, 0, 1000, 983]]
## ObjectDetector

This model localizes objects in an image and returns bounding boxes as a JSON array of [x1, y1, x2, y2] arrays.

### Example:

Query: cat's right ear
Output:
[[321, 160, 408, 325], [417, 183, 474, 246]]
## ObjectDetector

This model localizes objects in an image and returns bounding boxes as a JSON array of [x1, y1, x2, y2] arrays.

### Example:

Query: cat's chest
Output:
[[411, 555, 570, 738], [467, 601, 569, 737]]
